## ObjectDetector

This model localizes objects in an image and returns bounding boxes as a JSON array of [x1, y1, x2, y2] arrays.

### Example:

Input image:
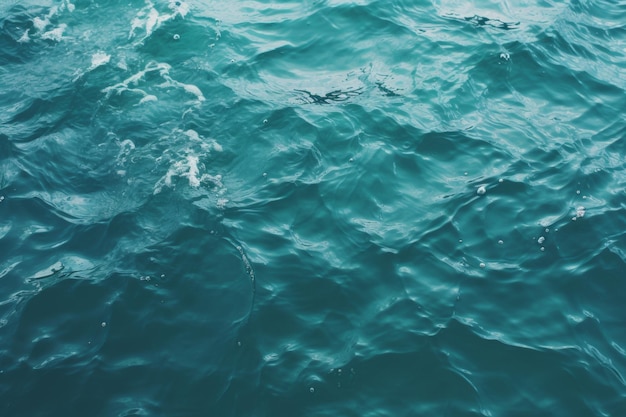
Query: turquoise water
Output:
[[1, 0, 626, 415]]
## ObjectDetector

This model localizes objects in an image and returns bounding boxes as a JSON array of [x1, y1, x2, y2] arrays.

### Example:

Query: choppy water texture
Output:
[[1, 0, 626, 415]]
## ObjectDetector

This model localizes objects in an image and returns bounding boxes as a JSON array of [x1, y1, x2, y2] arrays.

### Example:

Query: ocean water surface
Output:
[[1, 0, 626, 416]]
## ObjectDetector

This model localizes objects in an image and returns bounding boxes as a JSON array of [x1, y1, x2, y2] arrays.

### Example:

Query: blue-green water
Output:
[[1, 0, 626, 415]]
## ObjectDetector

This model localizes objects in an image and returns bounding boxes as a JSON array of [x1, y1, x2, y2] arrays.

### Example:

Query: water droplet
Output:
[[101, 322, 107, 328], [545, 228, 550, 233], [173, 34, 180, 40], [309, 387, 315, 393], [576, 206, 586, 218], [498, 240, 503, 245], [349, 158, 354, 163], [498, 178, 503, 183], [262, 119, 268, 124], [477, 185, 486, 195], [479, 262, 486, 268], [576, 190, 581, 195], [262, 172, 267, 177], [540, 247, 545, 251]]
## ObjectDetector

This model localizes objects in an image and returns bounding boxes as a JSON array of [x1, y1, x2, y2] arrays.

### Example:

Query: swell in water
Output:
[[1, 1, 625, 416]]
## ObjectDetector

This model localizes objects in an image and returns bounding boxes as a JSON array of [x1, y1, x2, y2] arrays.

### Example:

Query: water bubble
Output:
[[262, 172, 267, 177], [537, 236, 545, 245], [349, 158, 354, 163], [263, 119, 268, 124], [479, 262, 486, 268], [0, 196, 4, 203], [576, 190, 581, 195], [101, 322, 107, 328], [545, 228, 550, 233], [498, 178, 503, 183], [498, 240, 504, 245], [477, 185, 486, 195], [500, 52, 510, 60], [540, 247, 545, 251], [309, 387, 315, 393], [173, 34, 180, 40]]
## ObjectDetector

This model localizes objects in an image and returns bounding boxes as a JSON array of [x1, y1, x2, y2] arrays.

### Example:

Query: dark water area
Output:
[[1, 0, 626, 416]]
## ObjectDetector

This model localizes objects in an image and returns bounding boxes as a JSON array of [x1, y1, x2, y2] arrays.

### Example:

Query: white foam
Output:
[[17, 29, 31, 43], [129, 1, 190, 42], [216, 198, 228, 209], [41, 24, 67, 42], [138, 94, 158, 104], [169, 0, 190, 17], [60, 0, 75, 12], [184, 129, 223, 152], [89, 51, 111, 71], [33, 16, 49, 32], [103, 61, 204, 104], [160, 77, 205, 102], [154, 152, 203, 193], [576, 206, 586, 218], [145, 8, 160, 37], [102, 61, 171, 100]]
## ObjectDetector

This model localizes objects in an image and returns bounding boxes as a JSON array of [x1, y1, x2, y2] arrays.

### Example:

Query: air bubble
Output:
[[309, 387, 315, 393], [479, 262, 486, 268], [537, 236, 545, 245], [101, 322, 107, 328], [477, 185, 486, 195], [498, 240, 503, 245], [173, 34, 180, 40]]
